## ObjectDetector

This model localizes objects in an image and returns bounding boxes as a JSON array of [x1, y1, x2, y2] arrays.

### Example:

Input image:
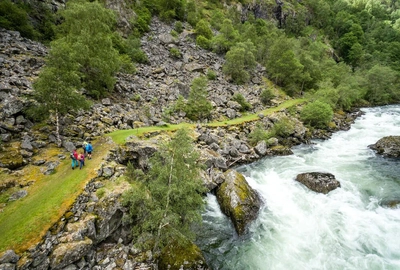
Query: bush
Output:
[[300, 100, 333, 128], [174, 21, 183, 33], [248, 124, 270, 146], [206, 69, 217, 80], [131, 6, 151, 35], [185, 76, 213, 120], [169, 47, 181, 59], [0, 0, 38, 40], [260, 88, 275, 105], [196, 35, 211, 50], [271, 117, 295, 137], [195, 19, 213, 39], [232, 93, 252, 111]]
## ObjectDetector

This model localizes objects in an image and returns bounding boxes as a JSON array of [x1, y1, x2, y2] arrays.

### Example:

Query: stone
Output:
[[0, 250, 19, 264], [50, 239, 93, 269], [8, 189, 28, 201], [216, 169, 262, 235], [295, 172, 341, 194], [369, 136, 400, 158], [254, 140, 267, 156]]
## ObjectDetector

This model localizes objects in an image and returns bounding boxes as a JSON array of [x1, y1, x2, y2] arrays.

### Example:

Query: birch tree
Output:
[[122, 128, 206, 254], [28, 40, 89, 146]]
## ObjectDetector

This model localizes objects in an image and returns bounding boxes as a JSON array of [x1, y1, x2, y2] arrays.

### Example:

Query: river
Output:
[[197, 105, 400, 270]]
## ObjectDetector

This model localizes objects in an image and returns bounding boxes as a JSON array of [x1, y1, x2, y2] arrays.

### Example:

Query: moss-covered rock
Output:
[[158, 238, 209, 270], [0, 142, 25, 169], [216, 169, 262, 235]]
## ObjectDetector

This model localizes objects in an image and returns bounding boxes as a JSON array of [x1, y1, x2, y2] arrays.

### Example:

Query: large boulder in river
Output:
[[216, 169, 262, 235], [296, 172, 341, 194], [369, 136, 400, 158]]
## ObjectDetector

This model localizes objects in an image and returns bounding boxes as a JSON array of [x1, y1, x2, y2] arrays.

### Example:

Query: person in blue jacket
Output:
[[85, 141, 93, 160]]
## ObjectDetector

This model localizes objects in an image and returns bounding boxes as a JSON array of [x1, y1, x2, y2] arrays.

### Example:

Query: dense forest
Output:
[[2, 0, 400, 128]]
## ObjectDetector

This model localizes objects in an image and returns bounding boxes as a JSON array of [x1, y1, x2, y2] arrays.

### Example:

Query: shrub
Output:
[[300, 100, 333, 128], [131, 6, 151, 35], [260, 88, 275, 105], [195, 19, 213, 39], [271, 117, 295, 137], [248, 124, 270, 146], [174, 21, 183, 33], [0, 0, 37, 40], [185, 76, 213, 120], [196, 35, 211, 49], [206, 69, 217, 80], [170, 29, 178, 38], [169, 47, 181, 59], [232, 93, 252, 111]]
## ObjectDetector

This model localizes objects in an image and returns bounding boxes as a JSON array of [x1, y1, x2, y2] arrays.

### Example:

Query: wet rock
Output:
[[216, 169, 262, 235], [369, 136, 400, 158], [295, 172, 341, 194]]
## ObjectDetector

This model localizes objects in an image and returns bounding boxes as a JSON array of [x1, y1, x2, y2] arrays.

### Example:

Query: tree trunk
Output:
[[55, 109, 62, 147]]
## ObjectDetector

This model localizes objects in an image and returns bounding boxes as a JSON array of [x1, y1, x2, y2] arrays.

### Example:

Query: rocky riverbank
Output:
[[0, 16, 363, 269]]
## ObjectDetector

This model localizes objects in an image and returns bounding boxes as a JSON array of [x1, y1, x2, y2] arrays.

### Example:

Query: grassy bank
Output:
[[0, 138, 113, 253], [108, 98, 305, 144]]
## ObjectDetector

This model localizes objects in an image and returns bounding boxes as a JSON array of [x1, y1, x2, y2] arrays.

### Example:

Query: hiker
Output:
[[85, 141, 93, 160], [71, 149, 79, 169], [78, 152, 85, 170], [82, 140, 88, 157]]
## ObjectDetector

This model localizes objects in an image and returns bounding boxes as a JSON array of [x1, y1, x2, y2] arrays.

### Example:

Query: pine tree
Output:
[[122, 128, 206, 254]]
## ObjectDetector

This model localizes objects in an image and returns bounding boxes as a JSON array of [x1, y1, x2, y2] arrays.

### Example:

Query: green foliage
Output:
[[0, 0, 38, 40], [132, 6, 152, 36], [196, 35, 211, 49], [58, 0, 120, 99], [211, 19, 239, 54], [27, 39, 89, 121], [169, 47, 181, 59], [206, 69, 217, 80], [159, 0, 186, 23], [364, 64, 400, 105], [232, 93, 252, 112], [195, 19, 213, 39], [248, 124, 270, 146], [266, 37, 304, 93], [185, 76, 213, 121], [126, 36, 149, 64], [271, 117, 295, 138], [300, 101, 333, 128], [119, 54, 136, 74], [223, 40, 257, 84], [122, 128, 206, 253], [260, 88, 275, 105], [174, 21, 184, 33]]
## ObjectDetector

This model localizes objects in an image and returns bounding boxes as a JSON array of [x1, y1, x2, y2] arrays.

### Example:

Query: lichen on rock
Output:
[[216, 169, 262, 235]]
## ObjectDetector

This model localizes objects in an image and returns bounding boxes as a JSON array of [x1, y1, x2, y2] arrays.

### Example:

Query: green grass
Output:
[[0, 138, 113, 253], [108, 99, 305, 144]]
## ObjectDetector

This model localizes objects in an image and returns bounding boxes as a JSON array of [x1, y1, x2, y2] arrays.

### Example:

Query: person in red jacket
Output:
[[71, 149, 79, 170]]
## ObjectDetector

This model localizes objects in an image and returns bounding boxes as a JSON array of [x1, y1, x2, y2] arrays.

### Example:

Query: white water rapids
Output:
[[197, 105, 400, 270]]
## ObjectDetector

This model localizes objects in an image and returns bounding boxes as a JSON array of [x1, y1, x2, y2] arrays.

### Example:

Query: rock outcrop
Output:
[[369, 136, 400, 158], [296, 172, 341, 194], [216, 169, 262, 235]]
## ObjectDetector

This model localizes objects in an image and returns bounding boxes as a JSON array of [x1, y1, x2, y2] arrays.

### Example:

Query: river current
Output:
[[197, 105, 400, 270]]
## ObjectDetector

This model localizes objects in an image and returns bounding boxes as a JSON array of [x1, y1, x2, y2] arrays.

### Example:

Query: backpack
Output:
[[70, 152, 74, 159]]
